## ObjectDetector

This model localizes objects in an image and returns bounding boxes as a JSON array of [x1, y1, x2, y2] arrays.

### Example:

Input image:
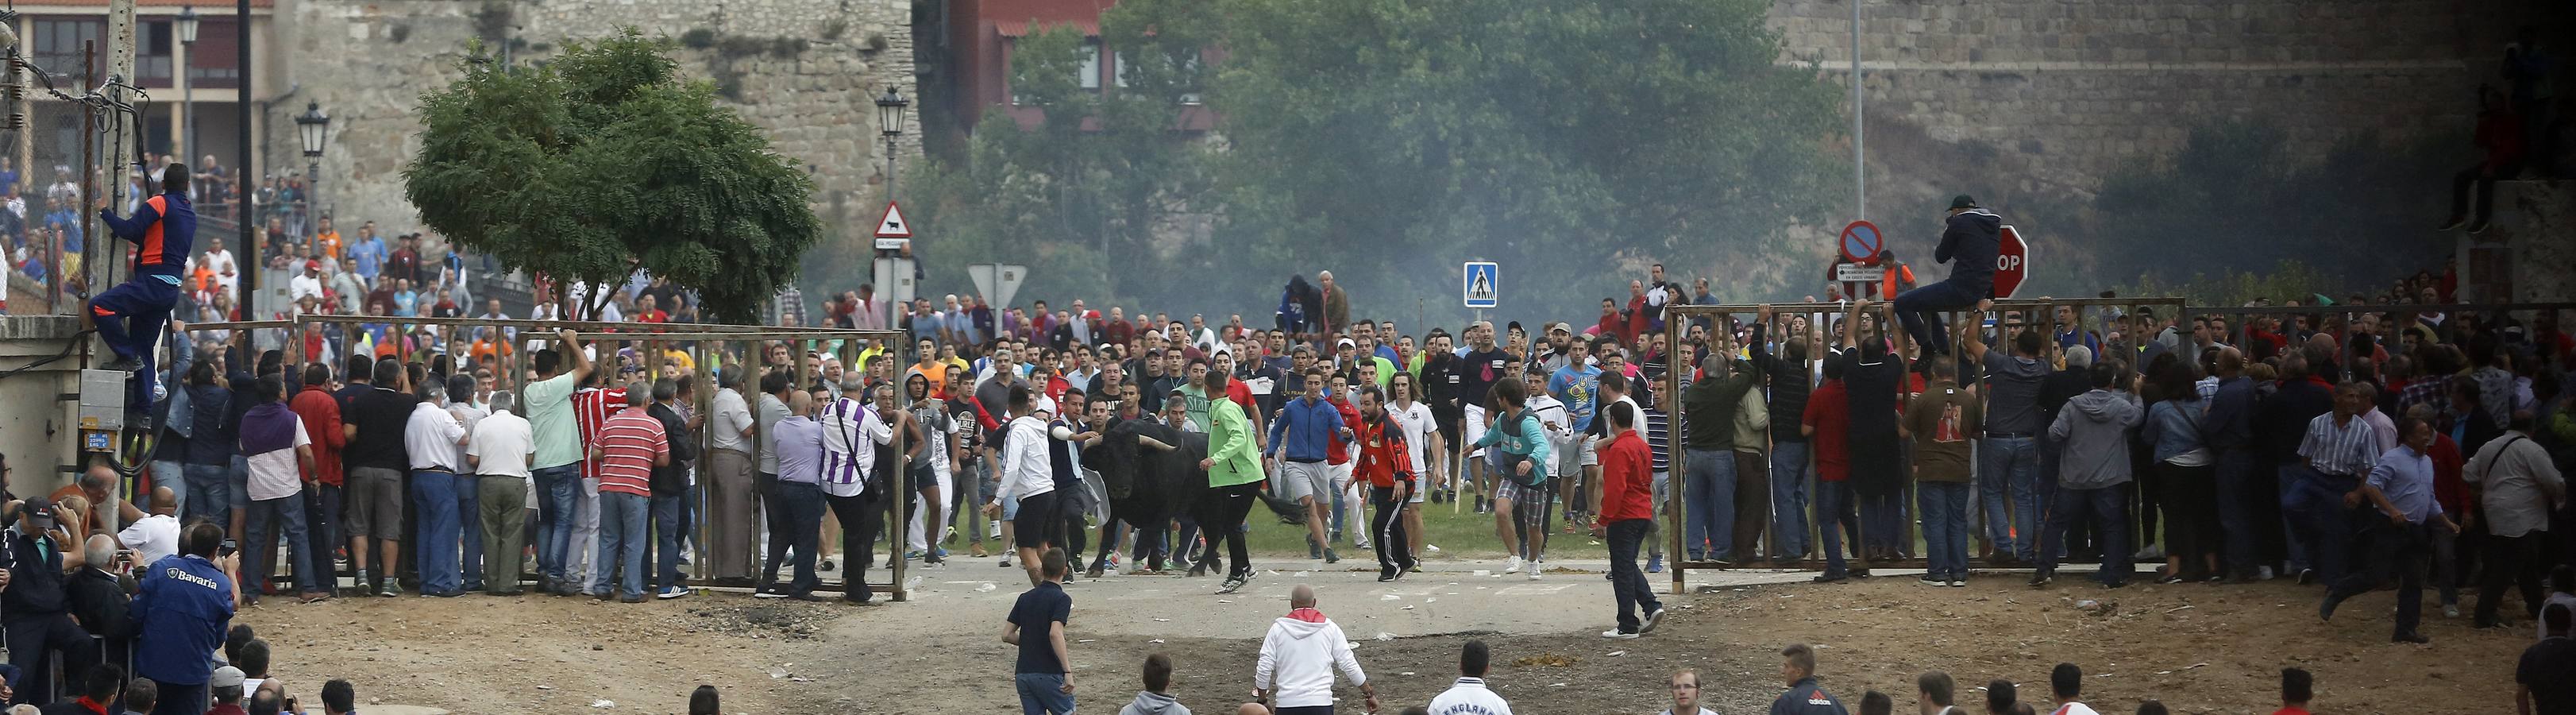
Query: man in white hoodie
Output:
[[1253, 584, 1378, 714]]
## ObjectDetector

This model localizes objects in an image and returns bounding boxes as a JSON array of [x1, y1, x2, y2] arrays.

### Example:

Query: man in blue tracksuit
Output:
[[1889, 194, 1998, 359], [90, 164, 197, 411], [1267, 369, 1350, 561], [130, 521, 237, 715]]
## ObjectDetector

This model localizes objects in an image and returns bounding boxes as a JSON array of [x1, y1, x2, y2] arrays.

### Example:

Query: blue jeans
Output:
[[456, 473, 484, 590], [410, 470, 463, 594], [1014, 672, 1075, 715], [1768, 441, 1811, 559], [228, 454, 252, 510], [652, 494, 687, 591], [1817, 481, 1859, 575], [1918, 481, 1972, 579], [534, 465, 582, 582], [245, 494, 321, 594], [2044, 483, 2132, 585], [2211, 448, 2258, 574], [1891, 278, 1985, 356], [183, 463, 229, 526], [1606, 519, 1660, 632], [149, 460, 187, 517], [310, 484, 342, 570], [1683, 449, 1735, 558], [2287, 468, 2360, 585], [594, 491, 650, 598], [2275, 463, 2312, 573], [763, 481, 826, 594], [1977, 435, 2042, 560]]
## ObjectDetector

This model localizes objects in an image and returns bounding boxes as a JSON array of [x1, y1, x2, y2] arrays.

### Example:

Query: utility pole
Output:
[[88, 0, 135, 365], [1850, 0, 1865, 222]]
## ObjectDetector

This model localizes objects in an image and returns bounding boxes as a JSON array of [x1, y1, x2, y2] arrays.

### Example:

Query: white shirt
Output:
[[449, 402, 489, 476], [403, 401, 467, 470], [469, 409, 534, 478], [288, 272, 325, 304], [1391, 400, 1436, 473], [2049, 703, 2102, 715], [117, 514, 180, 566], [816, 396, 893, 499], [711, 388, 754, 453], [243, 418, 312, 501], [995, 415, 1057, 504], [1428, 678, 1514, 715]]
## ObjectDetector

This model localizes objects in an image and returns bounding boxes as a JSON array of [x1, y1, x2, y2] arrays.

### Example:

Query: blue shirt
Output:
[[1548, 364, 1601, 431], [352, 238, 388, 280], [131, 554, 235, 686], [1007, 582, 1072, 674], [2367, 445, 2444, 524], [1267, 396, 1343, 463]]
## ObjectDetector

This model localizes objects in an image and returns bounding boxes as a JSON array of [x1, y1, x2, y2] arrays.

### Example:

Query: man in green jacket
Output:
[[1681, 351, 1760, 563], [1199, 369, 1266, 593]]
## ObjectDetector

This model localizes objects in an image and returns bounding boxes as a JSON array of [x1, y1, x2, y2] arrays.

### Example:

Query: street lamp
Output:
[[175, 7, 199, 176], [294, 102, 329, 249], [873, 86, 907, 198]]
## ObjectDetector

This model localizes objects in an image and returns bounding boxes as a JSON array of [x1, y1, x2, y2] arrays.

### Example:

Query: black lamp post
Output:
[[873, 87, 908, 199], [294, 102, 329, 247], [175, 7, 199, 164]]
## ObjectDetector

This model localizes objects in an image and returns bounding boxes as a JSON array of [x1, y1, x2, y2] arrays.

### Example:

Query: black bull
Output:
[[1083, 419, 1303, 576]]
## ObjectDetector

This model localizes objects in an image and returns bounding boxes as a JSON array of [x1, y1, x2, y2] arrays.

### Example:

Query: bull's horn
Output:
[[1137, 435, 1177, 451]]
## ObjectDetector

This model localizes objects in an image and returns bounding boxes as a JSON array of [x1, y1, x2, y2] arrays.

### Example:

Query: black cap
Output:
[[1949, 195, 1979, 210], [24, 497, 53, 520]]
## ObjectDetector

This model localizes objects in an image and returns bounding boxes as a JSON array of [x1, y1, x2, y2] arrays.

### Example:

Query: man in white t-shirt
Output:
[[237, 376, 326, 604], [469, 391, 536, 595], [1428, 640, 1512, 715], [2045, 663, 2100, 715], [117, 486, 182, 567], [1387, 373, 1441, 568]]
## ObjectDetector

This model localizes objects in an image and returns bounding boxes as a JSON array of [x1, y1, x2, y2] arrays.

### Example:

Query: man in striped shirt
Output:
[[588, 386, 667, 603], [817, 377, 896, 603], [2293, 382, 2386, 588], [569, 374, 629, 596]]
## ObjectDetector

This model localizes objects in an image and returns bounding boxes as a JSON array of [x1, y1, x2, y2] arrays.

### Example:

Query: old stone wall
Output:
[[264, 0, 916, 239], [1764, 0, 2551, 214]]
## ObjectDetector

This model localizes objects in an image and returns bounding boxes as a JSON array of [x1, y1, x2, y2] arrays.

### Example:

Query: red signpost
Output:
[[1993, 225, 2030, 298]]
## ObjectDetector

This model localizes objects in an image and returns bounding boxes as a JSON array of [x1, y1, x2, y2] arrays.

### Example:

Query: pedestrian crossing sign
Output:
[[1463, 262, 1499, 308]]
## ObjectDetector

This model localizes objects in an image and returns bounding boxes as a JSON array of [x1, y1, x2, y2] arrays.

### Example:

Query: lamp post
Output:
[[175, 6, 198, 168], [873, 86, 908, 200], [293, 102, 329, 250]]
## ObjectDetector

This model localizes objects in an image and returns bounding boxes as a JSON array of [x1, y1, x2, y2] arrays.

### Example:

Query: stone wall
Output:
[[1764, 0, 2552, 214], [264, 0, 916, 239]]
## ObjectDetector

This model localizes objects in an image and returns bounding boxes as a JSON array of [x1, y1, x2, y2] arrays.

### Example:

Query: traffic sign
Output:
[[1834, 262, 1885, 284], [969, 264, 1029, 312], [1993, 225, 2030, 298], [874, 201, 912, 238], [1838, 220, 1884, 265], [1463, 262, 1499, 308]]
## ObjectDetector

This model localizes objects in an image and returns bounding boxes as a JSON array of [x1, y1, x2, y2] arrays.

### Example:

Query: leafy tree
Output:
[[1205, 0, 1845, 320], [2083, 121, 2452, 297], [407, 29, 822, 323]]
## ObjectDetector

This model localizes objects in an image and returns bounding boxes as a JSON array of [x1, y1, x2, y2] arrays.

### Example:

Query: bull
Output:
[[1084, 417, 1304, 579]]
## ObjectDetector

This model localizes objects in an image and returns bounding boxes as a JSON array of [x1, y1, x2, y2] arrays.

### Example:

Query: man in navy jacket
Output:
[[131, 521, 237, 715], [1890, 195, 1999, 359]]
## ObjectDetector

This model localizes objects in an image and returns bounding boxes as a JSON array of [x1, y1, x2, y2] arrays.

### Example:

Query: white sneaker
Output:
[[2258, 566, 2276, 581], [1425, 544, 1442, 554], [1600, 628, 1640, 640], [1501, 556, 1524, 574], [1528, 570, 1542, 582]]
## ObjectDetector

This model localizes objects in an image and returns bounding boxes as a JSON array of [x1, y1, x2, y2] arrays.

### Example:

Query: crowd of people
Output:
[[3, 169, 2573, 714]]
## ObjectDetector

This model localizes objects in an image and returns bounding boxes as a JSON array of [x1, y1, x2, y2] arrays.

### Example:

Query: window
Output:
[[139, 21, 174, 85], [1079, 42, 1101, 90], [30, 18, 105, 83], [1112, 51, 1129, 88]]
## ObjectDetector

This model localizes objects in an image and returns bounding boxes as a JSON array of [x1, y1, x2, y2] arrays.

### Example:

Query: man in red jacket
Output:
[[1594, 401, 1664, 639], [288, 362, 349, 570], [2439, 85, 2525, 235], [1352, 386, 1417, 582]]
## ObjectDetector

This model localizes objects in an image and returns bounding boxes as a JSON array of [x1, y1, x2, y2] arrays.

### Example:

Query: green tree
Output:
[[407, 29, 822, 323], [1205, 0, 1845, 321]]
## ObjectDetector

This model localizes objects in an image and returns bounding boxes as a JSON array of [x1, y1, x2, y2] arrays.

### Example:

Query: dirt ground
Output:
[[250, 566, 2517, 714]]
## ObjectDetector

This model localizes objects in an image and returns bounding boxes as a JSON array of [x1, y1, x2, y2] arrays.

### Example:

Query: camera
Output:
[[218, 539, 237, 558]]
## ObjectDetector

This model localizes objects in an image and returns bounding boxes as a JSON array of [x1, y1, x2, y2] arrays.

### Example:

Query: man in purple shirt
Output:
[[756, 392, 828, 601]]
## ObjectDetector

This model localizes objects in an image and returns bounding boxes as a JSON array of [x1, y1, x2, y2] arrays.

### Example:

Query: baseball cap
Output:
[[23, 497, 52, 520], [1948, 195, 1979, 210], [210, 666, 246, 688], [304, 259, 322, 271], [1548, 323, 1573, 334], [1336, 338, 1356, 349]]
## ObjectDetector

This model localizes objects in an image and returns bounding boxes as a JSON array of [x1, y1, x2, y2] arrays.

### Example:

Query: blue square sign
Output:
[[1463, 262, 1499, 308]]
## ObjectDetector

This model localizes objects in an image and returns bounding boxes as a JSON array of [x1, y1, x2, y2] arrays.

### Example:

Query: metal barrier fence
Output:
[[174, 314, 919, 601], [1655, 296, 2184, 594]]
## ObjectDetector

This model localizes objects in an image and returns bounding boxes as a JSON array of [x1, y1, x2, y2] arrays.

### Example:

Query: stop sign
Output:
[[1992, 225, 2030, 298]]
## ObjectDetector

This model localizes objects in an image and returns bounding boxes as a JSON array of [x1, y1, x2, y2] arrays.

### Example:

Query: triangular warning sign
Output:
[[874, 201, 912, 238]]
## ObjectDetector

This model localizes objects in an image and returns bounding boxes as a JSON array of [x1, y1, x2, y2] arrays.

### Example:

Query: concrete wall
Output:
[[2458, 180, 2576, 305], [263, 0, 916, 241]]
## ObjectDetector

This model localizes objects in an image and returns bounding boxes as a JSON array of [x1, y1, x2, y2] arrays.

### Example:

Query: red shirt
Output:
[[1803, 380, 1853, 482], [1597, 429, 1654, 522], [574, 387, 630, 480], [2428, 432, 2467, 516], [1325, 397, 1362, 465], [289, 386, 348, 486], [1352, 415, 1413, 489], [592, 407, 668, 497]]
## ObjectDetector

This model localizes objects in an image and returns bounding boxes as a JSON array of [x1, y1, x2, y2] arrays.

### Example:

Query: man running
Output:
[[91, 164, 198, 411]]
